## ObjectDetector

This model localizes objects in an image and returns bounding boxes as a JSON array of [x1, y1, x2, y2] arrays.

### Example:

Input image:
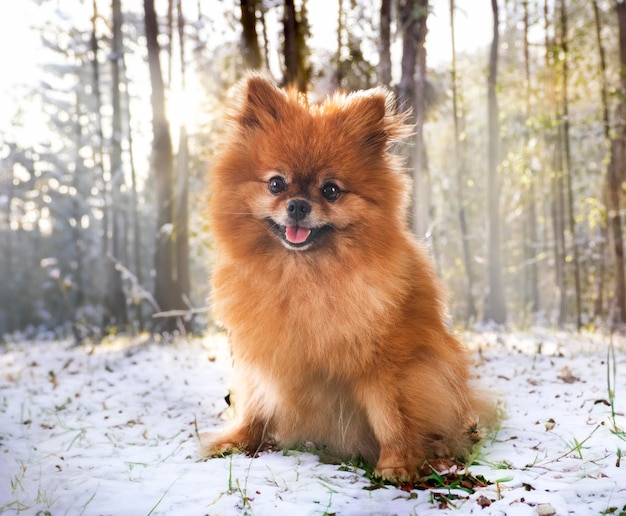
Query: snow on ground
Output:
[[1, 329, 625, 515]]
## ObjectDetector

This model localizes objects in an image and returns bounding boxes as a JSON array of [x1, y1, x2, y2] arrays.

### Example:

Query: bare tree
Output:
[[103, 0, 129, 330], [259, 3, 270, 68], [144, 0, 183, 328], [1, 148, 16, 333], [334, 0, 346, 88], [397, 0, 430, 237], [89, 0, 109, 310], [591, 0, 610, 320], [241, 0, 262, 69], [397, 0, 417, 113], [449, 0, 476, 322], [522, 0, 540, 317], [283, 0, 308, 91], [120, 47, 145, 331], [484, 0, 507, 324], [559, 0, 582, 329], [379, 0, 392, 87], [543, 0, 567, 326], [175, 0, 190, 311], [607, 0, 626, 325], [71, 91, 86, 319]]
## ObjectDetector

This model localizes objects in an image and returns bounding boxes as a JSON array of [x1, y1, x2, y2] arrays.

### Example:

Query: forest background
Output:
[[1, 0, 625, 340]]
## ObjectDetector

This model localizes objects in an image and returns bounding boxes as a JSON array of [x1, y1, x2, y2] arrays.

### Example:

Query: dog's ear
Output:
[[238, 75, 286, 130], [345, 91, 388, 152], [341, 89, 412, 153]]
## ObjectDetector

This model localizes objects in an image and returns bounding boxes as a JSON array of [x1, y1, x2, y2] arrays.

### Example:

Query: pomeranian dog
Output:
[[203, 74, 491, 481]]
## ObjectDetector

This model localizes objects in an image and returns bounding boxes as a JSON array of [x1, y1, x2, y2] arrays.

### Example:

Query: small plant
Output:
[[10, 461, 27, 494], [321, 490, 335, 516], [317, 480, 338, 515], [35, 483, 58, 508], [345, 455, 491, 509], [569, 436, 586, 460], [147, 477, 179, 516], [602, 504, 626, 516], [607, 339, 625, 441], [227, 454, 234, 492], [557, 425, 601, 461], [606, 337, 625, 468], [79, 485, 99, 516], [224, 453, 256, 513]]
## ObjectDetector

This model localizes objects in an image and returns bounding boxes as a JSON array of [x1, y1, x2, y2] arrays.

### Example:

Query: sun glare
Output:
[[167, 83, 200, 148]]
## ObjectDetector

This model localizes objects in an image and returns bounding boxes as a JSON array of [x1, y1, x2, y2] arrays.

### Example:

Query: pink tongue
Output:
[[285, 225, 311, 244]]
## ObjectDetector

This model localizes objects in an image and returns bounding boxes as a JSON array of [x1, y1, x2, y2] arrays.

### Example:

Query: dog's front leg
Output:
[[355, 380, 428, 482]]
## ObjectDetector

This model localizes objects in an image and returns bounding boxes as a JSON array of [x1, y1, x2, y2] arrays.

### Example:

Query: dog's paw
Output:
[[374, 447, 420, 482], [199, 431, 244, 458], [373, 465, 415, 483]]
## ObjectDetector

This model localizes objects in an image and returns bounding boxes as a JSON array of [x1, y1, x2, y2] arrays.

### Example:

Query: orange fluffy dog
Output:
[[203, 74, 490, 481]]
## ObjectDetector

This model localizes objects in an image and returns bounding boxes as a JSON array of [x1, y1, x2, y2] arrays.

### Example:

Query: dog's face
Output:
[[260, 169, 346, 251], [211, 75, 411, 256]]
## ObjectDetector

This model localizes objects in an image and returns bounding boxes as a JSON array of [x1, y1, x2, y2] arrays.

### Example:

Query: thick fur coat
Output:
[[203, 75, 491, 480]]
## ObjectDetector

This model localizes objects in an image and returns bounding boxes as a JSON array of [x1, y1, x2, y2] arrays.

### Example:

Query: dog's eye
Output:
[[268, 176, 287, 195], [321, 182, 341, 202]]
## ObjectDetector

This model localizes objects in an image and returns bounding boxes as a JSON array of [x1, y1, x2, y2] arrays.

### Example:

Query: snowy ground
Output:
[[1, 329, 625, 515]]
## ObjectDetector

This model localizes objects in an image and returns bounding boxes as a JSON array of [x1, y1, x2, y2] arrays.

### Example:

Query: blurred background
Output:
[[0, 0, 625, 339]]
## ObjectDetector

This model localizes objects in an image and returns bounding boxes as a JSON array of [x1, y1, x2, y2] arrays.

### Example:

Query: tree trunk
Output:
[[379, 0, 392, 87], [241, 0, 262, 69], [90, 0, 110, 317], [104, 0, 129, 331], [259, 2, 270, 69], [413, 0, 429, 240], [450, 0, 476, 323], [552, 137, 567, 327], [144, 0, 182, 330], [167, 0, 174, 87], [559, 0, 582, 329], [120, 47, 145, 332], [397, 0, 429, 237], [591, 0, 610, 321], [608, 127, 626, 326], [522, 0, 540, 317], [1, 157, 15, 334], [283, 0, 297, 86], [543, 0, 566, 326], [175, 0, 190, 311], [607, 0, 626, 326], [334, 0, 345, 88], [72, 91, 86, 320], [397, 0, 418, 114], [283, 0, 308, 92], [484, 0, 507, 325]]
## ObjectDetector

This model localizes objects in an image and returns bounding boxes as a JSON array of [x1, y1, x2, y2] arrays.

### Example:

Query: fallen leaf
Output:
[[557, 366, 579, 383], [545, 418, 556, 431], [537, 503, 556, 516], [476, 494, 492, 507]]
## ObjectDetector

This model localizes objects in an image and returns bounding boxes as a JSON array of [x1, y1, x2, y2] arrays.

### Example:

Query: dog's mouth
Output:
[[267, 219, 332, 250]]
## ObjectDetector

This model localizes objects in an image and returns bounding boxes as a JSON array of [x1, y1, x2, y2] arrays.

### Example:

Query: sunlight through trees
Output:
[[0, 0, 625, 337]]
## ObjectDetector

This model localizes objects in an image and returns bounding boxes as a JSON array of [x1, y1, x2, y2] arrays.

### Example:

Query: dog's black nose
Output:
[[286, 199, 311, 222]]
